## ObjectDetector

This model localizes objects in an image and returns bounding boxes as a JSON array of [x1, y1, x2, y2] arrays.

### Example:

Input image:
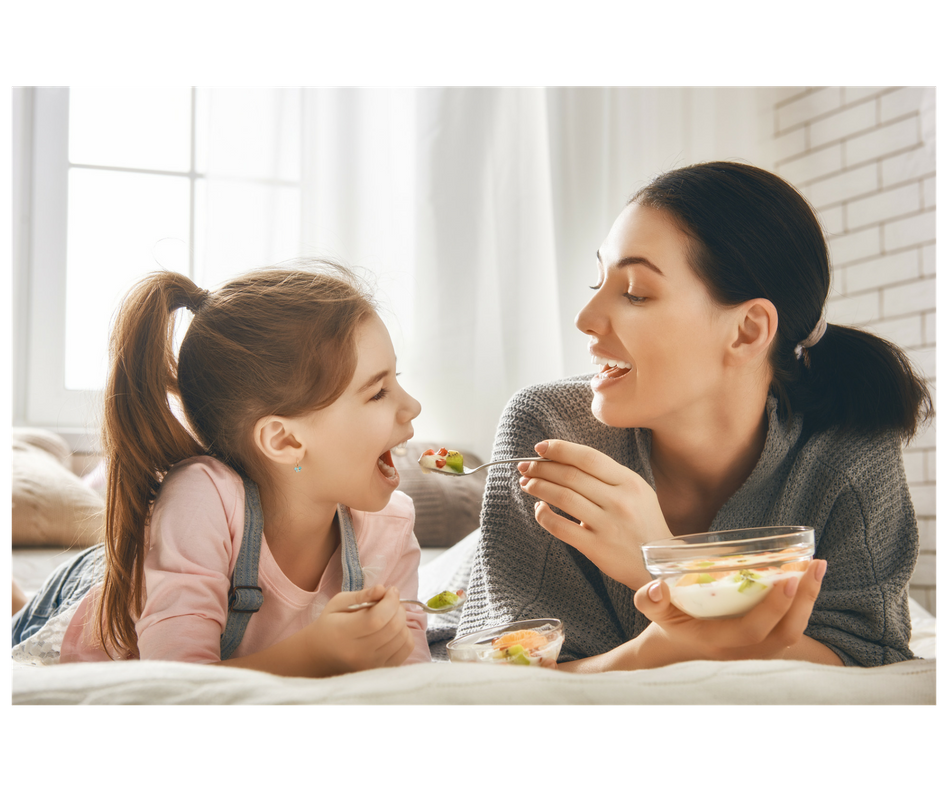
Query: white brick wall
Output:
[[772, 87, 937, 615]]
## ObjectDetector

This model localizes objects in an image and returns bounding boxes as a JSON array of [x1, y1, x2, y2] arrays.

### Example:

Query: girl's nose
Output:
[[399, 389, 421, 422]]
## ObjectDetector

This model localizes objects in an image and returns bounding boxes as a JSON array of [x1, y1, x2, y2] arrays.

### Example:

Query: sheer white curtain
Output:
[[299, 87, 774, 458], [16, 87, 774, 450]]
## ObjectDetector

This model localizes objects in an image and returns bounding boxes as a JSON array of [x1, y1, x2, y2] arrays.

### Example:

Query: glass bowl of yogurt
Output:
[[641, 526, 815, 619], [446, 618, 564, 667]]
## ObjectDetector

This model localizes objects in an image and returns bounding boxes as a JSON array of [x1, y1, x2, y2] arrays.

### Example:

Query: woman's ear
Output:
[[728, 298, 778, 366], [253, 416, 304, 468]]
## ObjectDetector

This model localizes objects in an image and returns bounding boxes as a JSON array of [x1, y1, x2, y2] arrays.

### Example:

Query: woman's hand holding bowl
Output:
[[518, 439, 672, 590]]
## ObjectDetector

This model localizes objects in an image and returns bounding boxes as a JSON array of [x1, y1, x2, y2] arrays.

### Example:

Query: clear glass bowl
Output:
[[446, 618, 564, 667], [641, 526, 815, 620]]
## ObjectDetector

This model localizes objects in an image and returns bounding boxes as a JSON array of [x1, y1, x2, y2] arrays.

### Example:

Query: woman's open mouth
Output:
[[592, 354, 633, 380]]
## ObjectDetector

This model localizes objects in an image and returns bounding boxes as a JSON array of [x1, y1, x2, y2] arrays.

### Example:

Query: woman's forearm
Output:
[[557, 626, 843, 673]]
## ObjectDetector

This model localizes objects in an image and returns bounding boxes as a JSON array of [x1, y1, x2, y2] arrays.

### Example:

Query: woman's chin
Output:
[[591, 395, 640, 429]]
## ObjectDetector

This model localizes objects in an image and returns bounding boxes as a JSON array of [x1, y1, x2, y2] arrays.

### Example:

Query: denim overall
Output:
[[12, 476, 365, 660]]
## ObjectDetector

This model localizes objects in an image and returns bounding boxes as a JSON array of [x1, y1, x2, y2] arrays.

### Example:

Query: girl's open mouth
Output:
[[377, 449, 399, 482]]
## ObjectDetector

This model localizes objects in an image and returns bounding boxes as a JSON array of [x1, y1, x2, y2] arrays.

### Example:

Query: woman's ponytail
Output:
[[776, 322, 933, 440], [97, 272, 205, 658], [633, 161, 933, 441]]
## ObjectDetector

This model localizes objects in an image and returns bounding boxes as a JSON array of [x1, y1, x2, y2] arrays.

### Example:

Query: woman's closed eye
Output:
[[624, 292, 647, 304], [371, 388, 389, 402]]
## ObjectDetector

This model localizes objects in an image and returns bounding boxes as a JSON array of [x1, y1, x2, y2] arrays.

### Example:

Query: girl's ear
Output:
[[728, 297, 778, 366], [253, 416, 304, 467]]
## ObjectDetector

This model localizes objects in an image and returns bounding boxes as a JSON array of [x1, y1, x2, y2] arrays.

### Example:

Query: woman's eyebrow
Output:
[[596, 250, 665, 276]]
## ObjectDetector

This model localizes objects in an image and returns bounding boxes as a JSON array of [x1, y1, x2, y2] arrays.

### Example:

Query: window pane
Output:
[[65, 168, 190, 390], [195, 88, 301, 181], [195, 180, 301, 286], [69, 87, 191, 172]]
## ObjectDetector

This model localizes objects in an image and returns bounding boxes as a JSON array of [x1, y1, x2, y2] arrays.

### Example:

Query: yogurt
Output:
[[663, 554, 811, 619]]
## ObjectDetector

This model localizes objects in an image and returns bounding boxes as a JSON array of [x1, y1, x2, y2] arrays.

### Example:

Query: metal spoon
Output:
[[346, 589, 467, 614], [420, 456, 552, 477]]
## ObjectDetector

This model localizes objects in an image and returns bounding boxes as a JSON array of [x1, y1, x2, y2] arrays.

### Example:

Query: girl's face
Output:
[[576, 202, 737, 430], [298, 315, 421, 512]]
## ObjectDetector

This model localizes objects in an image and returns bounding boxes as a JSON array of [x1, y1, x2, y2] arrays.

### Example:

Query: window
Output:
[[15, 87, 303, 442]]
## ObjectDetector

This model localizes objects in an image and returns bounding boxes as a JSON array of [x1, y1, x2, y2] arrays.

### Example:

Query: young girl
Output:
[[452, 161, 932, 670], [12, 262, 430, 675]]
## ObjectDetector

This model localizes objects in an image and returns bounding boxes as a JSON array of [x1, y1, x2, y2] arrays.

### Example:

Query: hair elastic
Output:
[[795, 312, 827, 362], [191, 287, 211, 312]]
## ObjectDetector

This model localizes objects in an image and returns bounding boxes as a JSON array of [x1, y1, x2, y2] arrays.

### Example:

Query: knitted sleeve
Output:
[[801, 432, 919, 667], [456, 379, 637, 660]]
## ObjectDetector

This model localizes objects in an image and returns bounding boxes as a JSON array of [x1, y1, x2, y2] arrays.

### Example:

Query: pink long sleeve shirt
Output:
[[61, 456, 431, 665]]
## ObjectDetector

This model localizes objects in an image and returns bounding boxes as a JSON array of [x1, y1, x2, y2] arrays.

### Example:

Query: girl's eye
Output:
[[624, 293, 647, 304], [371, 388, 389, 402]]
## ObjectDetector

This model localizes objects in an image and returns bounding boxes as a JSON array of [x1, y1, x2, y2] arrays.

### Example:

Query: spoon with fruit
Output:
[[346, 589, 467, 614], [418, 447, 551, 477]]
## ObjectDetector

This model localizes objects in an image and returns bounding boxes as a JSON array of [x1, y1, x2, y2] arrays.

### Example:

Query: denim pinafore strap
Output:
[[219, 477, 364, 659]]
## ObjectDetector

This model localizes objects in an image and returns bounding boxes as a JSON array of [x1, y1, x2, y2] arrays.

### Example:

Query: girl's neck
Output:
[[258, 481, 341, 593], [648, 390, 769, 536]]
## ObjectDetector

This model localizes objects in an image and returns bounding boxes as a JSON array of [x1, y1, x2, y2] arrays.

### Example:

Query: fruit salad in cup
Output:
[[641, 527, 815, 620], [447, 618, 564, 667]]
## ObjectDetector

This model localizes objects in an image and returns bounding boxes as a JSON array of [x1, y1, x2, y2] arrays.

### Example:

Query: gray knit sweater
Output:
[[429, 375, 918, 668]]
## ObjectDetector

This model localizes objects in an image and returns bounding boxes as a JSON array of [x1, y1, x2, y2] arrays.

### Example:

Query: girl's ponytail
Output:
[[94, 261, 376, 657], [633, 161, 933, 441], [97, 272, 205, 658]]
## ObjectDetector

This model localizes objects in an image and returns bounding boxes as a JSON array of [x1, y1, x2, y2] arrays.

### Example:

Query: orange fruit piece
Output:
[[493, 629, 549, 651]]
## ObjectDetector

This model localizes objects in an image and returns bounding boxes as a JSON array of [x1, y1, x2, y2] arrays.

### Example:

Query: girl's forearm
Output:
[[211, 628, 332, 678]]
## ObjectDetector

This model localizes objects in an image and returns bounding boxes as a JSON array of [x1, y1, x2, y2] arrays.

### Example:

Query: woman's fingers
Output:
[[520, 472, 606, 528], [532, 500, 594, 554], [633, 560, 829, 661], [532, 439, 628, 486]]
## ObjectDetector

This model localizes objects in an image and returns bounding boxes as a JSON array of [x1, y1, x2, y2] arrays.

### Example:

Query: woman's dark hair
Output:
[[97, 261, 376, 658], [632, 161, 933, 440]]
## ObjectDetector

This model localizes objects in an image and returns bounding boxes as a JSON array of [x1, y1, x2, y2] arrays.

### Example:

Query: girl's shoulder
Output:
[[159, 455, 243, 503], [151, 456, 245, 552]]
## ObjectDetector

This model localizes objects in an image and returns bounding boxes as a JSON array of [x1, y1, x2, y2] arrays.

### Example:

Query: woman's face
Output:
[[576, 202, 737, 430]]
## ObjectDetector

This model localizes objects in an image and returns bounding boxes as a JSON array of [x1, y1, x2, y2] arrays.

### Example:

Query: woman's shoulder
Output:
[[797, 422, 908, 490], [498, 375, 647, 466], [501, 375, 595, 427]]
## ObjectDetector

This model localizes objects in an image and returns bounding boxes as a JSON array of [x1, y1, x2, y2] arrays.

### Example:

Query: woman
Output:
[[452, 161, 932, 670]]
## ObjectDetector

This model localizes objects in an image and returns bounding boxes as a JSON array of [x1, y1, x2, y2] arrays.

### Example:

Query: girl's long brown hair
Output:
[[96, 262, 376, 658]]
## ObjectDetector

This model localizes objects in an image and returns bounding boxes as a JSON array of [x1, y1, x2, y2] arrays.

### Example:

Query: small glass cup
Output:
[[446, 618, 564, 667], [641, 526, 815, 619]]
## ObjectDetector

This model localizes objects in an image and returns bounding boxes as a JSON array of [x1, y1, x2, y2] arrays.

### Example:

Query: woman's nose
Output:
[[576, 292, 605, 336]]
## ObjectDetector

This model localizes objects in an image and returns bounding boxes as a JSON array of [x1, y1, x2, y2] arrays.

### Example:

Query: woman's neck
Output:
[[648, 390, 769, 536]]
